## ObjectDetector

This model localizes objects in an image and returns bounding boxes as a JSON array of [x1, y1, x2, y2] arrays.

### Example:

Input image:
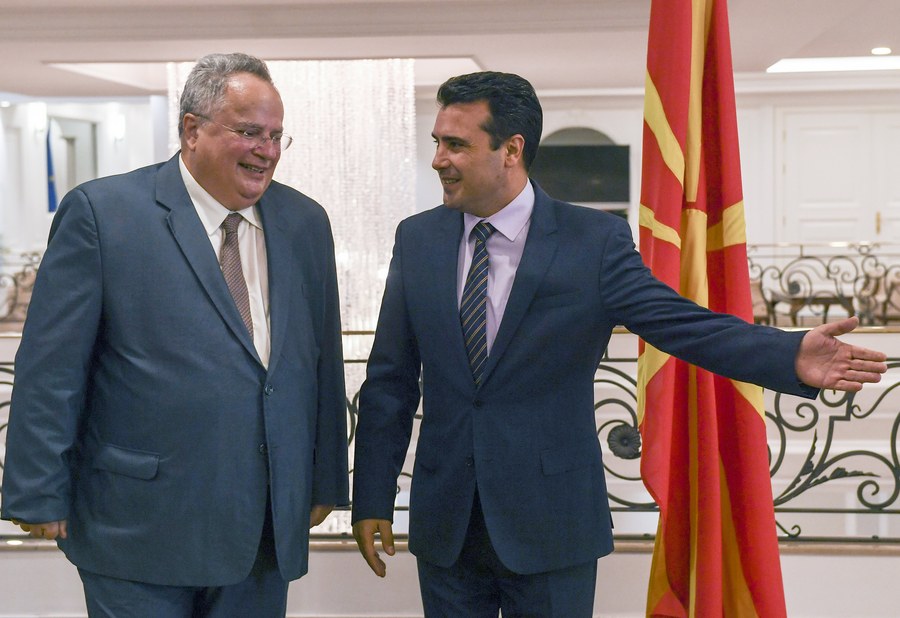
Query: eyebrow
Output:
[[432, 133, 470, 145], [235, 121, 284, 134]]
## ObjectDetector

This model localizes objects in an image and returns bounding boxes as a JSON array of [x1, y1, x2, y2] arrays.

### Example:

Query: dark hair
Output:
[[436, 71, 543, 170], [178, 53, 274, 137]]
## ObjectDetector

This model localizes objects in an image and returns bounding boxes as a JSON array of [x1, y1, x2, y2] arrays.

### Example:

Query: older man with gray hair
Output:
[[1, 52, 348, 616]]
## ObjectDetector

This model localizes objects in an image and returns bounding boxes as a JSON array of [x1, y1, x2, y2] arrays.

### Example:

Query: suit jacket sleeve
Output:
[[351, 223, 422, 522], [310, 214, 351, 507], [1, 189, 102, 523], [599, 218, 818, 398]]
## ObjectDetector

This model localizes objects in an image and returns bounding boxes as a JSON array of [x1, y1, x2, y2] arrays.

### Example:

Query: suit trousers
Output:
[[78, 497, 288, 618], [416, 491, 598, 618]]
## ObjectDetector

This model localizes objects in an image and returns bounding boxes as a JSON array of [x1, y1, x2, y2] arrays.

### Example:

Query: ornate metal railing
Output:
[[332, 332, 900, 543], [588, 345, 900, 544], [0, 252, 40, 329], [2, 333, 900, 545], [2, 333, 899, 544], [6, 243, 900, 330], [748, 242, 900, 327]]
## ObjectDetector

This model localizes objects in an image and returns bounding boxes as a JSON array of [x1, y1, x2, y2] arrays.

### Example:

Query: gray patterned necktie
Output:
[[460, 221, 495, 386], [219, 213, 253, 340]]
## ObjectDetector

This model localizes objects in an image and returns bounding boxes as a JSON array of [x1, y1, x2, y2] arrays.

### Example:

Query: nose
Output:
[[432, 146, 448, 170], [253, 138, 280, 159]]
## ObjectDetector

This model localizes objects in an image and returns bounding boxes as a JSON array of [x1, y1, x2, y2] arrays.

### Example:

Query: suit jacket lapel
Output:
[[479, 183, 559, 386], [156, 154, 261, 364], [258, 198, 292, 377]]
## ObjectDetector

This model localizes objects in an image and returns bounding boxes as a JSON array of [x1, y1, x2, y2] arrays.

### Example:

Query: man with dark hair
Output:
[[350, 71, 886, 616], [436, 71, 544, 170], [1, 52, 348, 616]]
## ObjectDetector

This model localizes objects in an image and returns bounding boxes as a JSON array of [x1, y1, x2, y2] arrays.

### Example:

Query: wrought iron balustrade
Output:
[[4, 332, 897, 545], [7, 243, 900, 329], [338, 331, 900, 543], [748, 242, 900, 327], [0, 252, 40, 330]]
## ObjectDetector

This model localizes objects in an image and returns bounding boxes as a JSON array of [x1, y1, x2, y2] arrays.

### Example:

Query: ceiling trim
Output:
[[0, 2, 649, 41]]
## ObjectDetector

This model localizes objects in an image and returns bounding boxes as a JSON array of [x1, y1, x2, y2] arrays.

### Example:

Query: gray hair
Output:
[[178, 53, 274, 137]]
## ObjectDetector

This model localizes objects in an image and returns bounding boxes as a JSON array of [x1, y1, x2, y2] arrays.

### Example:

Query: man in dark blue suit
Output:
[[350, 71, 886, 617], [1, 53, 348, 616]]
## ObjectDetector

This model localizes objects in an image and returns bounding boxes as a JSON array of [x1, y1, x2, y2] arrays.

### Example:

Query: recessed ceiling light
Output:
[[0, 101, 11, 108], [872, 47, 892, 56], [767, 56, 900, 73]]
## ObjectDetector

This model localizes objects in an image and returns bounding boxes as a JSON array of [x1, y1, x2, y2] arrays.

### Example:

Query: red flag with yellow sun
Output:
[[637, 0, 787, 615]]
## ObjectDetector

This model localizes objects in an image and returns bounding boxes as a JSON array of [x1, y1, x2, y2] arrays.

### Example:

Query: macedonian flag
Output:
[[637, 0, 787, 616]]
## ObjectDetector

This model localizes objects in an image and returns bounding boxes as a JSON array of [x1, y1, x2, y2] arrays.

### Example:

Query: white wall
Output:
[[0, 103, 53, 252], [0, 99, 158, 254]]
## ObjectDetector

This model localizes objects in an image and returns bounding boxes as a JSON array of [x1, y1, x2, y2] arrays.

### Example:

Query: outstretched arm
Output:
[[795, 317, 887, 391]]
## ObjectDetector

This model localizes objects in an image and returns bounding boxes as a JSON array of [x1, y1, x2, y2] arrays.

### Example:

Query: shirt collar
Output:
[[178, 156, 262, 236], [463, 180, 534, 242]]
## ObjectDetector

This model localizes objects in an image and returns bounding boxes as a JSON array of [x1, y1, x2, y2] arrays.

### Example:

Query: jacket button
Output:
[[465, 456, 474, 468], [264, 383, 274, 396], [473, 399, 482, 408], [258, 444, 268, 455]]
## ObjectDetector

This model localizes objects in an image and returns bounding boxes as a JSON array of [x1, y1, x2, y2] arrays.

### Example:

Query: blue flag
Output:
[[46, 126, 58, 212]]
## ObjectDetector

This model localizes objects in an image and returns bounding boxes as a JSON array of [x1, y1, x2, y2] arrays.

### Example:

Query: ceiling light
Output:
[[767, 56, 900, 73], [871, 47, 892, 56], [0, 101, 11, 108]]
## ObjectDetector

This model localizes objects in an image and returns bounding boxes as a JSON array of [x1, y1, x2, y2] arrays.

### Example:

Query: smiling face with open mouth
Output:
[[431, 100, 526, 218], [182, 72, 285, 211]]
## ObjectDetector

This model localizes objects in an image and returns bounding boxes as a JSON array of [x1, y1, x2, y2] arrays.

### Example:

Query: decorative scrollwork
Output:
[[0, 366, 13, 476], [0, 252, 41, 325], [3, 329, 900, 543], [748, 243, 900, 326]]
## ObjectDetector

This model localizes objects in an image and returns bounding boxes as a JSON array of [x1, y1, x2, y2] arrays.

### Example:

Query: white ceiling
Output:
[[2, 0, 900, 99]]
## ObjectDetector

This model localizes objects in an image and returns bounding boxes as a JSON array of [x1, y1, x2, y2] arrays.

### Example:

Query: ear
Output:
[[181, 114, 201, 151], [504, 134, 526, 168]]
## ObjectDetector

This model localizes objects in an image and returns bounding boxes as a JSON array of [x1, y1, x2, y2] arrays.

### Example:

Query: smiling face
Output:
[[180, 72, 284, 211], [431, 100, 527, 218]]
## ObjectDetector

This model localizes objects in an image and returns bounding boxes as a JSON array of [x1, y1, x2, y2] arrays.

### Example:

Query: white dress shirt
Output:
[[457, 180, 534, 355], [179, 157, 271, 367]]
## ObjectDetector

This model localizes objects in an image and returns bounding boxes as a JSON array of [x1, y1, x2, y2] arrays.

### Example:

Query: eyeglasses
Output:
[[195, 114, 293, 151]]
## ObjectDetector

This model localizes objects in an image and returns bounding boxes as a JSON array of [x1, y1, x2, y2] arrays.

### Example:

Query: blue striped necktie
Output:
[[460, 221, 496, 386]]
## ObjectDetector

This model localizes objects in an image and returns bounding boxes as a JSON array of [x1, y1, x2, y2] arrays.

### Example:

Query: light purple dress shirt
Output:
[[457, 180, 535, 355]]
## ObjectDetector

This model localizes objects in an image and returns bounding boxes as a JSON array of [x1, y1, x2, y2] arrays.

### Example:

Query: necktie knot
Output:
[[472, 221, 495, 244], [222, 212, 242, 236]]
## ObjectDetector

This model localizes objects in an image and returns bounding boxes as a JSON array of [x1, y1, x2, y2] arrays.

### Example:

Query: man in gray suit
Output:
[[1, 53, 348, 616]]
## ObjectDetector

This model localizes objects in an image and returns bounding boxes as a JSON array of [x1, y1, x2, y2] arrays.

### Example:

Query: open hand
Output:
[[795, 316, 887, 391]]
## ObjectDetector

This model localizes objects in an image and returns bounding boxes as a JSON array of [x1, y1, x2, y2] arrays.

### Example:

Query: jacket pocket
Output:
[[540, 438, 599, 476], [92, 443, 160, 480]]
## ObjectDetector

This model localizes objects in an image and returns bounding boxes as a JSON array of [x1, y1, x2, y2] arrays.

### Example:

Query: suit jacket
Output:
[[1, 154, 349, 586], [351, 181, 816, 575]]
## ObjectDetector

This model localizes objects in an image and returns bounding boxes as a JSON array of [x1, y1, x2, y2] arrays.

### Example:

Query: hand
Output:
[[11, 519, 68, 540], [352, 518, 395, 577], [309, 504, 335, 528], [795, 316, 887, 391]]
